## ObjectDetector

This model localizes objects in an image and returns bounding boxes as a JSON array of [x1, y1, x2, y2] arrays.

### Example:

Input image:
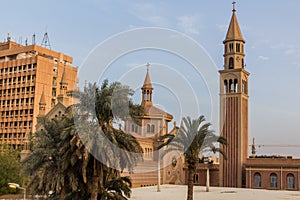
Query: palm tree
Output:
[[159, 116, 226, 200], [23, 115, 82, 199], [24, 80, 144, 199], [74, 81, 144, 199]]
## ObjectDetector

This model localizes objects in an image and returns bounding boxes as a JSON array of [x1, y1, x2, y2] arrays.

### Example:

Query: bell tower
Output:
[[219, 2, 249, 188], [141, 63, 153, 106]]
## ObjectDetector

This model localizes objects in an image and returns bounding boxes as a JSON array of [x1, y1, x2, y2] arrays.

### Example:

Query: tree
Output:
[[23, 114, 83, 199], [76, 81, 144, 199], [24, 80, 144, 200], [159, 116, 226, 200], [0, 150, 22, 196]]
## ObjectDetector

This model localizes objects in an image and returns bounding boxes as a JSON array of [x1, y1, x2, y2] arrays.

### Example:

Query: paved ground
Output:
[[131, 185, 300, 200], [2, 185, 300, 199]]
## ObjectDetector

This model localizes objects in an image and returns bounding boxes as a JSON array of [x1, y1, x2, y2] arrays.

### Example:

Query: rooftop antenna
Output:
[[32, 33, 36, 45], [7, 33, 11, 42], [41, 27, 51, 49]]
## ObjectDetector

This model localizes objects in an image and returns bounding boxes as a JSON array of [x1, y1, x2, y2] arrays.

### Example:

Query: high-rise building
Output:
[[0, 39, 78, 150], [219, 4, 249, 188]]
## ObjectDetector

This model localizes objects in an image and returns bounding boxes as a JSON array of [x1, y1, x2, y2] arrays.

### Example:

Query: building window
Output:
[[229, 43, 234, 52], [229, 57, 234, 69], [287, 174, 295, 189], [254, 173, 261, 188], [224, 79, 228, 93], [193, 174, 199, 184], [151, 124, 155, 133], [236, 43, 241, 52], [242, 80, 248, 94], [147, 124, 150, 133], [270, 173, 278, 188], [131, 124, 134, 132]]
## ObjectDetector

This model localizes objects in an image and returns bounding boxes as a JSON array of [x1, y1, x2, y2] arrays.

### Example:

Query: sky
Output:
[[1, 0, 300, 157]]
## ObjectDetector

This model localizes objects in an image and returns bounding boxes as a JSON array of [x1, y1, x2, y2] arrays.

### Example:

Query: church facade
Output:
[[34, 2, 300, 191], [123, 68, 185, 187]]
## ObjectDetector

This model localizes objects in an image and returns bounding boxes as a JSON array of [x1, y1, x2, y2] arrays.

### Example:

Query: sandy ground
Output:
[[131, 185, 300, 200]]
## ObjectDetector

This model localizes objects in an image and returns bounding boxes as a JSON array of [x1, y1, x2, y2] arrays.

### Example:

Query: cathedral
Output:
[[33, 2, 300, 191], [123, 67, 184, 187]]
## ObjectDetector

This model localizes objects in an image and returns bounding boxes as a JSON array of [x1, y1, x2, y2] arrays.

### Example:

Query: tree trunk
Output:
[[60, 186, 66, 200], [91, 158, 99, 200], [187, 164, 195, 200]]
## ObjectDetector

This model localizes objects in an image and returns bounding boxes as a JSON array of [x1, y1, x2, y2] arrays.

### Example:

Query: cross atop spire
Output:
[[232, 1, 236, 12], [146, 62, 150, 72]]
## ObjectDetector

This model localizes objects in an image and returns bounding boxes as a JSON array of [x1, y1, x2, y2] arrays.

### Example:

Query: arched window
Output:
[[147, 124, 150, 133], [287, 174, 295, 189], [229, 57, 234, 69], [242, 80, 248, 94], [234, 79, 238, 92], [151, 124, 155, 133], [229, 79, 233, 93], [270, 173, 278, 188], [224, 80, 228, 93], [254, 173, 261, 188], [131, 124, 135, 132]]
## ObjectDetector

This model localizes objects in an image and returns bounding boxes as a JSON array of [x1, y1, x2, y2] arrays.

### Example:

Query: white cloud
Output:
[[284, 48, 295, 55], [129, 3, 168, 27], [291, 62, 300, 67], [177, 15, 200, 35], [258, 56, 269, 61]]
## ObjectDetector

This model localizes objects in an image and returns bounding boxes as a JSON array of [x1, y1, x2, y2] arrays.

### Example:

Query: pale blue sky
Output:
[[1, 1, 300, 157]]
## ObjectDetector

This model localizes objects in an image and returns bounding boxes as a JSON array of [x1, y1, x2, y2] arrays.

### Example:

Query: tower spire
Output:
[[39, 85, 47, 116], [143, 63, 152, 88], [224, 4, 244, 43], [141, 63, 153, 106], [60, 66, 68, 91]]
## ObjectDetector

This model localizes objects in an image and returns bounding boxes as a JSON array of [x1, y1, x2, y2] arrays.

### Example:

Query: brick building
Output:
[[123, 68, 184, 187], [245, 157, 300, 190], [190, 3, 300, 191], [0, 38, 78, 150]]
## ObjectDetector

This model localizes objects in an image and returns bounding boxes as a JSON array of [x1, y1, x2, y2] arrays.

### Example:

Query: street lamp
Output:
[[8, 183, 26, 200], [157, 114, 165, 192]]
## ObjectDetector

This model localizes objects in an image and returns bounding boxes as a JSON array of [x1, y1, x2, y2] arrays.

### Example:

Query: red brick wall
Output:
[[246, 167, 300, 191]]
